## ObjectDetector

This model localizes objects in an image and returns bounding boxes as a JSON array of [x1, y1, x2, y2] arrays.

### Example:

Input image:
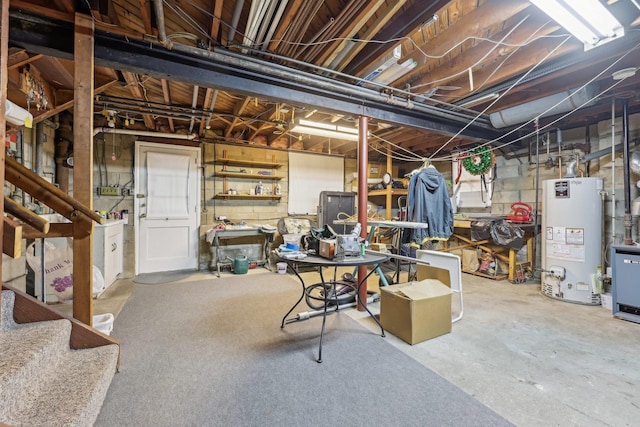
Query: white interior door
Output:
[[135, 141, 200, 274]]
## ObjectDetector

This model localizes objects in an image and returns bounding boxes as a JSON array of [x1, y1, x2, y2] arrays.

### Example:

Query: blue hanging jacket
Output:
[[407, 167, 454, 244]]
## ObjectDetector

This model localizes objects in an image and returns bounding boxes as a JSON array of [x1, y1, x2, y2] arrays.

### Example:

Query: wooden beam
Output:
[[1, 0, 9, 284], [160, 79, 175, 132], [32, 77, 118, 124], [4, 196, 50, 233], [8, 53, 44, 70], [22, 222, 73, 240], [139, 0, 154, 34], [224, 96, 253, 138], [53, 0, 74, 13], [73, 12, 95, 326], [317, 0, 390, 67], [209, 0, 224, 44], [122, 71, 156, 129], [331, 1, 408, 71], [3, 217, 22, 259], [397, 0, 532, 89]]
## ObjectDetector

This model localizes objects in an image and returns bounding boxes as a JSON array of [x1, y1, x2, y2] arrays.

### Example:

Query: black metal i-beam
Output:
[[8, 9, 501, 141]]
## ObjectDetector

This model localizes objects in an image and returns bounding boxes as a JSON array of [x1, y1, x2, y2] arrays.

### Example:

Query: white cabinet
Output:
[[94, 220, 124, 292]]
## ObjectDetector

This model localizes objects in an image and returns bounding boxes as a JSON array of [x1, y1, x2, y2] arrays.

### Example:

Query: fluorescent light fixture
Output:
[[290, 119, 359, 141], [5, 99, 33, 128], [530, 0, 624, 50], [458, 92, 500, 108], [372, 58, 417, 85], [357, 45, 402, 86]]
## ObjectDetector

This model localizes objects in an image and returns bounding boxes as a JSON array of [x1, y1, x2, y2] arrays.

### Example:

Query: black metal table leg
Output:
[[356, 263, 386, 337], [280, 261, 306, 328]]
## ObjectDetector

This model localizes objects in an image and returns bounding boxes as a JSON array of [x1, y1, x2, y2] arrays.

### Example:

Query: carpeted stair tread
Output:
[[0, 319, 73, 414], [1, 290, 19, 330], [2, 343, 119, 427], [0, 290, 119, 426]]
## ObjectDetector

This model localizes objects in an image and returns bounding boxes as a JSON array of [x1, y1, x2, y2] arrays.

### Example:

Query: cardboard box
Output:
[[380, 279, 453, 345]]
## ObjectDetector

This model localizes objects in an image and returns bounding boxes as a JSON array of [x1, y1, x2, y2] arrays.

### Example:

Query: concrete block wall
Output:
[[92, 134, 135, 279], [200, 142, 292, 270], [491, 111, 640, 272]]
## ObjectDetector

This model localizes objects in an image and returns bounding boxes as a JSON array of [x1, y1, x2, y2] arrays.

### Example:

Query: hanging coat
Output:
[[407, 167, 454, 244]]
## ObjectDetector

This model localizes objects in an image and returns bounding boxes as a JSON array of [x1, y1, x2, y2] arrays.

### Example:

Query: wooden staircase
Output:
[[1, 156, 120, 425], [0, 288, 119, 426]]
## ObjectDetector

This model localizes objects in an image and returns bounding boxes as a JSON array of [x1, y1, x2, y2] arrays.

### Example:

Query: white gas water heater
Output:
[[541, 177, 603, 305]]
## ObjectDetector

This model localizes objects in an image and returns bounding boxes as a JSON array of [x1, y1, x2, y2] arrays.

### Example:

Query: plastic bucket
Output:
[[93, 313, 114, 336], [276, 262, 287, 274], [233, 255, 249, 274]]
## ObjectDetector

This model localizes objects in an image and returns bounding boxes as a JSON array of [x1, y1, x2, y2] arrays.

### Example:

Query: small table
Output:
[[209, 227, 275, 277], [335, 219, 429, 285], [279, 252, 389, 363]]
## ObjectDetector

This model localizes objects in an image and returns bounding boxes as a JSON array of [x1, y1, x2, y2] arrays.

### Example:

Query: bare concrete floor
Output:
[[80, 267, 639, 426], [344, 273, 639, 427]]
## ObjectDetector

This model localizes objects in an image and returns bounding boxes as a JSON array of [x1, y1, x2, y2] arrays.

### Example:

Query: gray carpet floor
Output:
[[132, 270, 194, 284], [95, 272, 512, 426]]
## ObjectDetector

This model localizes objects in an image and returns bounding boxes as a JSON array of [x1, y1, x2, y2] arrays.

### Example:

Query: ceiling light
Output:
[[358, 45, 402, 86], [371, 58, 417, 85], [290, 119, 359, 141], [530, 0, 624, 50], [458, 93, 500, 108]]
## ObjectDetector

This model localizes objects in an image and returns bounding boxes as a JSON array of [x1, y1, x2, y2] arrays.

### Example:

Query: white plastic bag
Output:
[[93, 265, 105, 294], [26, 240, 74, 301]]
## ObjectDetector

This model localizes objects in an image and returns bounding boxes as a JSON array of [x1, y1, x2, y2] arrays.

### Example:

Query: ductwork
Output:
[[490, 85, 597, 128]]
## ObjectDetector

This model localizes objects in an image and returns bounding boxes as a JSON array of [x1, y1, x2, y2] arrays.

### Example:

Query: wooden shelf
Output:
[[214, 193, 282, 201], [212, 151, 283, 202], [215, 171, 281, 180]]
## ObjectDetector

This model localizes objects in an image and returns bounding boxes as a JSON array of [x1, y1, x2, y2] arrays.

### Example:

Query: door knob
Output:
[[140, 213, 147, 218]]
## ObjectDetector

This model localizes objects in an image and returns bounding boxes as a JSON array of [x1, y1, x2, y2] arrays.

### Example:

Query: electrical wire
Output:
[[431, 38, 640, 163], [429, 34, 574, 160]]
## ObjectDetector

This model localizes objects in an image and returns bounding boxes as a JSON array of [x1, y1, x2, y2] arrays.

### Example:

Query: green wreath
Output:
[[462, 147, 493, 175]]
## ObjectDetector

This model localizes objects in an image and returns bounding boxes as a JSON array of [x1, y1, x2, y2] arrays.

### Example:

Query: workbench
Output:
[[445, 219, 537, 281], [206, 226, 275, 277]]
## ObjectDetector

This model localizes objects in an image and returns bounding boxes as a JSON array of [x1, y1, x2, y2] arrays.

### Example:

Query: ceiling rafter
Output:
[[209, 0, 224, 45], [344, 0, 449, 76], [315, 0, 387, 67], [442, 36, 578, 101], [267, 0, 305, 53], [138, 0, 154, 35], [407, 15, 560, 97], [160, 79, 175, 132], [224, 96, 253, 138], [302, 0, 368, 63], [121, 71, 156, 129], [330, 0, 409, 72], [398, 0, 532, 88]]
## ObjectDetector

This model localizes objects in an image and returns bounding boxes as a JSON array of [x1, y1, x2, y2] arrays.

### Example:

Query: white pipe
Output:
[[228, 0, 246, 43], [152, 0, 172, 49], [188, 85, 199, 133], [204, 89, 219, 129], [93, 127, 197, 139], [611, 98, 616, 243]]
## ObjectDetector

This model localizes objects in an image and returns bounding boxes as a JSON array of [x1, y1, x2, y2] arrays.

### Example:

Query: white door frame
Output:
[[134, 141, 200, 275]]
